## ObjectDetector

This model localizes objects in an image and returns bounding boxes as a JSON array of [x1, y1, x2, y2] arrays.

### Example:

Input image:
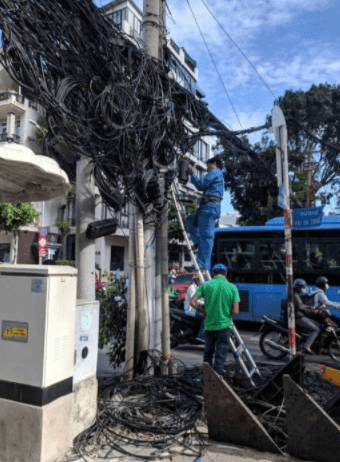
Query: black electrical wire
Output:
[[186, 0, 243, 129], [0, 0, 265, 223], [197, 0, 277, 100]]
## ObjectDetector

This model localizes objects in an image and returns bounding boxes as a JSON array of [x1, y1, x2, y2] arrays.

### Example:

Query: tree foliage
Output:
[[277, 83, 340, 208], [0, 202, 40, 232], [214, 135, 285, 225], [215, 83, 340, 224]]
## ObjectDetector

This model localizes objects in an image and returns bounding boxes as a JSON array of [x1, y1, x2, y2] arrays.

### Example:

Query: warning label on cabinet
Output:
[[2, 321, 28, 343]]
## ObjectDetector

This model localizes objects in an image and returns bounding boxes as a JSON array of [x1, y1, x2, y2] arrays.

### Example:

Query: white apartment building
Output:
[[0, 66, 67, 264]]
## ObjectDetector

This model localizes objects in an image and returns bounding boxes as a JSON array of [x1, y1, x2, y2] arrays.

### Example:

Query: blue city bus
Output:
[[212, 215, 340, 322]]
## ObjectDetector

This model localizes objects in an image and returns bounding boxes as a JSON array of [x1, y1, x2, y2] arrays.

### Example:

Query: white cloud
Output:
[[165, 0, 337, 49], [256, 46, 340, 88]]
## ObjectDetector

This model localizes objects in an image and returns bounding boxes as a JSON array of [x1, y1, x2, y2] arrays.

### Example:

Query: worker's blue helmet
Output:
[[212, 263, 227, 273]]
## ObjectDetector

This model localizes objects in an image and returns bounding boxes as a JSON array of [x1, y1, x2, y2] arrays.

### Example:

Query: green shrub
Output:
[[56, 260, 75, 267]]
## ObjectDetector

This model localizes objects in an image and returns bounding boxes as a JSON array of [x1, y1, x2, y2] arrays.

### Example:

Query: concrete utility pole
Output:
[[272, 105, 296, 356], [125, 203, 137, 381], [142, 0, 171, 370], [75, 157, 96, 301]]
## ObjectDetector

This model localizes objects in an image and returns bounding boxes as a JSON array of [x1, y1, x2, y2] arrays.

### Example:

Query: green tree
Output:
[[277, 83, 340, 208], [215, 83, 340, 224], [0, 202, 40, 263]]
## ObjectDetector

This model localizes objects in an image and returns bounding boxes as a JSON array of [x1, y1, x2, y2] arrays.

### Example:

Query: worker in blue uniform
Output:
[[187, 155, 224, 272]]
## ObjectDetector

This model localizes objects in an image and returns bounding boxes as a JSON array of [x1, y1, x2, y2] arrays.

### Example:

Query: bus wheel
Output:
[[328, 336, 340, 361], [260, 330, 289, 360]]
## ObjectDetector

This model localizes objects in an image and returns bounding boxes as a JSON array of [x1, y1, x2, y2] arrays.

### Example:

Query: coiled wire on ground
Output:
[[59, 356, 340, 461]]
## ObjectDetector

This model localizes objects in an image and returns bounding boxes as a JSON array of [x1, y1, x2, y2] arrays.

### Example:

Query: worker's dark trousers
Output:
[[204, 328, 231, 375], [187, 207, 219, 271]]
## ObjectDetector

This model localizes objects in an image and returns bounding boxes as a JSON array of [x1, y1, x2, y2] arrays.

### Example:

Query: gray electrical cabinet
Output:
[[73, 299, 99, 384], [0, 264, 77, 391]]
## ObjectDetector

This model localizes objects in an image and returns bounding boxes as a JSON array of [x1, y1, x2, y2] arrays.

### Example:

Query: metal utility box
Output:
[[74, 299, 99, 384], [0, 264, 77, 391]]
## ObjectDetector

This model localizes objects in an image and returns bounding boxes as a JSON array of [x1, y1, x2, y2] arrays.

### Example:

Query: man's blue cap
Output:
[[213, 263, 227, 272]]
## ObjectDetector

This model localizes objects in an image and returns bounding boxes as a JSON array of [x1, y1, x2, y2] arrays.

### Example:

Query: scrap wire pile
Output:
[[63, 366, 206, 461], [225, 362, 340, 453], [0, 0, 231, 220], [60, 360, 340, 460]]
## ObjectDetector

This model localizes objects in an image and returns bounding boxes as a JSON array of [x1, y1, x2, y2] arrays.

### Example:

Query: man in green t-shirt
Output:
[[190, 263, 239, 375]]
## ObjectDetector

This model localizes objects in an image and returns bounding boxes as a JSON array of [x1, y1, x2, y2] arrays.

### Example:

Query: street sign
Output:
[[38, 227, 48, 257], [278, 185, 285, 209], [293, 207, 323, 229]]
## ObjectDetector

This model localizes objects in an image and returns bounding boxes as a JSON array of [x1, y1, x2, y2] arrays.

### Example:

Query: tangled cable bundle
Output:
[[0, 0, 243, 221], [62, 365, 206, 461]]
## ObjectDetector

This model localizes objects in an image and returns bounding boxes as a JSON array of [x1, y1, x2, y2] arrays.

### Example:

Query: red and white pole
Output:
[[272, 106, 296, 355]]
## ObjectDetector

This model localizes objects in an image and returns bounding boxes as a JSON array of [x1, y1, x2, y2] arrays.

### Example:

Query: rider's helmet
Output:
[[315, 276, 329, 291], [293, 279, 307, 291], [212, 263, 227, 274]]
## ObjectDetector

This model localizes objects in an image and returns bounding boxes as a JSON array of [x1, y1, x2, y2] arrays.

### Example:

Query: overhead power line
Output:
[[198, 0, 276, 100], [186, 0, 243, 129]]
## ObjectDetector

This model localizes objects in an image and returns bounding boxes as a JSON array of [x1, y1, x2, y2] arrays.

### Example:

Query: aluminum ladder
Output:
[[171, 180, 261, 386]]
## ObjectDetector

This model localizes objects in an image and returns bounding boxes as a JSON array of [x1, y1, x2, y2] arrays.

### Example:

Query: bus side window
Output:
[[238, 241, 255, 270], [218, 241, 236, 270]]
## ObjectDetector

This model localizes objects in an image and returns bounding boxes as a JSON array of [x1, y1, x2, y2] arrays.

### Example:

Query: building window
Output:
[[184, 252, 191, 262], [108, 8, 126, 28], [101, 204, 129, 229], [110, 245, 124, 271], [169, 251, 180, 262], [0, 244, 10, 262], [68, 201, 76, 226], [66, 234, 75, 261], [183, 50, 197, 72], [170, 39, 180, 54], [193, 140, 209, 162]]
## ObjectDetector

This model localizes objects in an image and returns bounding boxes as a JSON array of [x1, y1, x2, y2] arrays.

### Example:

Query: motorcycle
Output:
[[259, 313, 340, 361], [170, 301, 205, 349]]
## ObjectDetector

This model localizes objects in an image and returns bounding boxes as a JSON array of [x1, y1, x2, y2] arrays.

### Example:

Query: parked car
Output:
[[173, 272, 208, 301]]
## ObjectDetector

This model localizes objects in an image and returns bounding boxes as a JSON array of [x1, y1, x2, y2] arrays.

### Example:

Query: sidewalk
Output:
[[69, 437, 311, 462], [87, 349, 311, 462]]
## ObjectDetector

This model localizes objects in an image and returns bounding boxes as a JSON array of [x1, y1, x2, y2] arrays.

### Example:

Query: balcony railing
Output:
[[0, 92, 25, 104], [16, 94, 25, 104], [0, 133, 20, 143], [28, 100, 38, 110]]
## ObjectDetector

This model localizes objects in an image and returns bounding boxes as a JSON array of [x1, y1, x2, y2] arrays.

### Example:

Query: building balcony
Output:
[[0, 133, 20, 143], [0, 92, 26, 117]]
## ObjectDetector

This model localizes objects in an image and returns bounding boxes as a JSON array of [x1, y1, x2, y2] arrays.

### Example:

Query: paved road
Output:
[[97, 326, 336, 377]]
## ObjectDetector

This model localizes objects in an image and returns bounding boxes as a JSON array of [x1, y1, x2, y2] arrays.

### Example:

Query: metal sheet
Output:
[[203, 363, 281, 454], [284, 374, 340, 462]]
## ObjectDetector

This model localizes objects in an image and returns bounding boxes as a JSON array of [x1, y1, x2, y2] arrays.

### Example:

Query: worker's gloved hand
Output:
[[188, 166, 195, 175]]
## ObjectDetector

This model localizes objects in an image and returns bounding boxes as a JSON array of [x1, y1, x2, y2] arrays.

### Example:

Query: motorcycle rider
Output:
[[293, 278, 322, 355], [314, 277, 340, 313], [184, 274, 205, 342]]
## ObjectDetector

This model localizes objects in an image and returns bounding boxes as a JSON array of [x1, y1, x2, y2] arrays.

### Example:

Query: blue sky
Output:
[[97, 0, 340, 214]]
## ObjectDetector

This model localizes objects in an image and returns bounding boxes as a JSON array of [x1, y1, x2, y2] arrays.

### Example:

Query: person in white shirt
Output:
[[184, 275, 205, 342]]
